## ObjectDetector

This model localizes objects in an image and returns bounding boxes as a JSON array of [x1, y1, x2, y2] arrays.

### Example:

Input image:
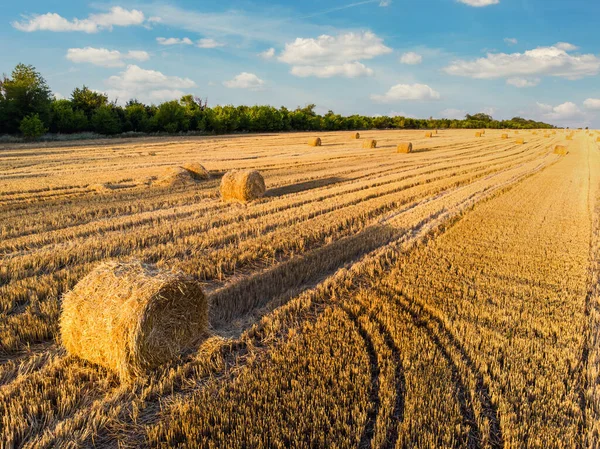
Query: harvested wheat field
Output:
[[1, 129, 600, 448]]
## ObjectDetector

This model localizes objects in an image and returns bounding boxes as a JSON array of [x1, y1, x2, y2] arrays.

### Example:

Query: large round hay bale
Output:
[[424, 132, 433, 138], [182, 163, 210, 180], [596, 137, 600, 142], [220, 169, 266, 202], [515, 138, 525, 144], [397, 142, 413, 153], [475, 132, 482, 137], [308, 137, 322, 147], [362, 139, 377, 149], [554, 145, 568, 155], [156, 167, 195, 187], [351, 132, 360, 139], [60, 261, 207, 381], [501, 133, 509, 139]]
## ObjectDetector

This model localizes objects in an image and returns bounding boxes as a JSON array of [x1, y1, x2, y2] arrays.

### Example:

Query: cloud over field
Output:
[[371, 83, 441, 103], [66, 47, 149, 67]]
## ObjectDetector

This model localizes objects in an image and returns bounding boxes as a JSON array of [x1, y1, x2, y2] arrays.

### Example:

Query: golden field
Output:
[[0, 129, 599, 448]]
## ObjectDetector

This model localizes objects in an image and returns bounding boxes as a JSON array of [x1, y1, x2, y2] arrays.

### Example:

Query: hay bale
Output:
[[566, 135, 573, 141], [554, 145, 568, 156], [501, 134, 509, 139], [308, 137, 322, 147], [156, 167, 195, 187], [475, 132, 482, 137], [362, 139, 377, 149], [182, 163, 210, 180], [397, 142, 413, 153], [351, 132, 360, 139], [220, 169, 266, 202], [424, 132, 433, 138], [515, 130, 519, 134], [515, 138, 525, 144], [596, 137, 600, 142], [60, 261, 207, 381], [480, 130, 486, 135]]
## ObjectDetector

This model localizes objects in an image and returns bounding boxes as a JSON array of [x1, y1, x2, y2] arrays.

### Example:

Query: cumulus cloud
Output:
[[584, 98, 600, 110], [259, 48, 276, 59], [400, 52, 422, 65], [223, 72, 265, 89], [539, 101, 584, 121], [66, 47, 149, 67], [291, 62, 373, 78], [102, 65, 196, 103], [457, 0, 499, 6], [504, 38, 518, 45], [379, 0, 392, 6], [371, 83, 441, 103], [279, 31, 391, 78], [444, 44, 599, 81], [555, 42, 579, 51], [506, 77, 540, 88], [440, 108, 466, 119], [13, 6, 147, 33], [157, 37, 193, 45], [197, 38, 224, 48]]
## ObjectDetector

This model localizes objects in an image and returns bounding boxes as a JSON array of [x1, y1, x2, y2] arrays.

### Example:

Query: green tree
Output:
[[91, 105, 122, 135], [50, 99, 88, 133], [0, 64, 53, 134], [155, 100, 187, 133], [71, 86, 108, 119], [19, 113, 47, 139], [124, 101, 149, 132]]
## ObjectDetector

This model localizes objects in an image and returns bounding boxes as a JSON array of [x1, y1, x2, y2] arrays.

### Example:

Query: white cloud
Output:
[[504, 38, 518, 45], [444, 44, 600, 80], [197, 38, 224, 48], [291, 62, 373, 78], [223, 72, 265, 89], [555, 42, 579, 51], [584, 98, 600, 110], [66, 47, 149, 67], [379, 0, 392, 6], [506, 77, 540, 88], [440, 108, 466, 119], [539, 102, 584, 121], [13, 6, 147, 33], [102, 65, 196, 104], [482, 107, 497, 116], [400, 52, 422, 65], [157, 37, 193, 45], [371, 83, 441, 103], [279, 31, 391, 78], [259, 48, 276, 59], [457, 0, 499, 6]]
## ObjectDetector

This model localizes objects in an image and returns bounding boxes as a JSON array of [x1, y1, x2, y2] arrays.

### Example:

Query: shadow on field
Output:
[[266, 176, 345, 197]]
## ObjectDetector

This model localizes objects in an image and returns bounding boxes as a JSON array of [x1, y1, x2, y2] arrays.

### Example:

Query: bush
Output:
[[91, 105, 122, 135], [19, 114, 47, 139]]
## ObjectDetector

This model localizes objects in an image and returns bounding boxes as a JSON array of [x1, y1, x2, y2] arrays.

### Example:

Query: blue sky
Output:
[[3, 0, 600, 127]]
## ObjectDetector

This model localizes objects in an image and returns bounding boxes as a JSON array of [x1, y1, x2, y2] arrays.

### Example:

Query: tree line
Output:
[[0, 64, 556, 140]]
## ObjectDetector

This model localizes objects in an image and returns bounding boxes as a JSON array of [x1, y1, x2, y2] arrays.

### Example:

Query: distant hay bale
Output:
[[60, 260, 208, 382], [220, 169, 266, 202], [501, 134, 509, 139], [596, 137, 600, 142], [554, 145, 568, 156], [308, 137, 322, 147], [156, 167, 195, 187], [475, 132, 482, 137], [515, 138, 525, 144], [544, 134, 550, 138], [362, 139, 377, 149], [182, 163, 210, 180], [424, 132, 433, 138], [397, 142, 413, 153], [350, 132, 360, 139], [434, 130, 438, 134], [515, 131, 519, 134], [566, 135, 573, 140], [480, 130, 486, 135]]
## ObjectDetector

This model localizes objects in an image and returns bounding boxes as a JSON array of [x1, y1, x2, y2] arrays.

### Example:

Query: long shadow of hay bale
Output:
[[265, 176, 345, 197]]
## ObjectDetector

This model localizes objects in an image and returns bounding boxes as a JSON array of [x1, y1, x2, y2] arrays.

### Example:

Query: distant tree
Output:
[[0, 64, 53, 134], [124, 100, 149, 132], [19, 113, 47, 139], [50, 99, 88, 133], [71, 86, 108, 119], [91, 105, 122, 135]]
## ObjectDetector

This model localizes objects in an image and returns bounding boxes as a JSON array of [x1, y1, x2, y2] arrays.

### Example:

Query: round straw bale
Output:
[[566, 135, 573, 140], [397, 142, 413, 153], [596, 137, 600, 142], [362, 139, 377, 149], [424, 132, 433, 138], [553, 145, 568, 156], [182, 163, 210, 180], [60, 260, 207, 382], [308, 137, 322, 147], [515, 138, 525, 144], [156, 167, 195, 187], [351, 132, 360, 139], [501, 133, 509, 139], [220, 169, 266, 202], [480, 130, 486, 135], [475, 132, 482, 137]]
